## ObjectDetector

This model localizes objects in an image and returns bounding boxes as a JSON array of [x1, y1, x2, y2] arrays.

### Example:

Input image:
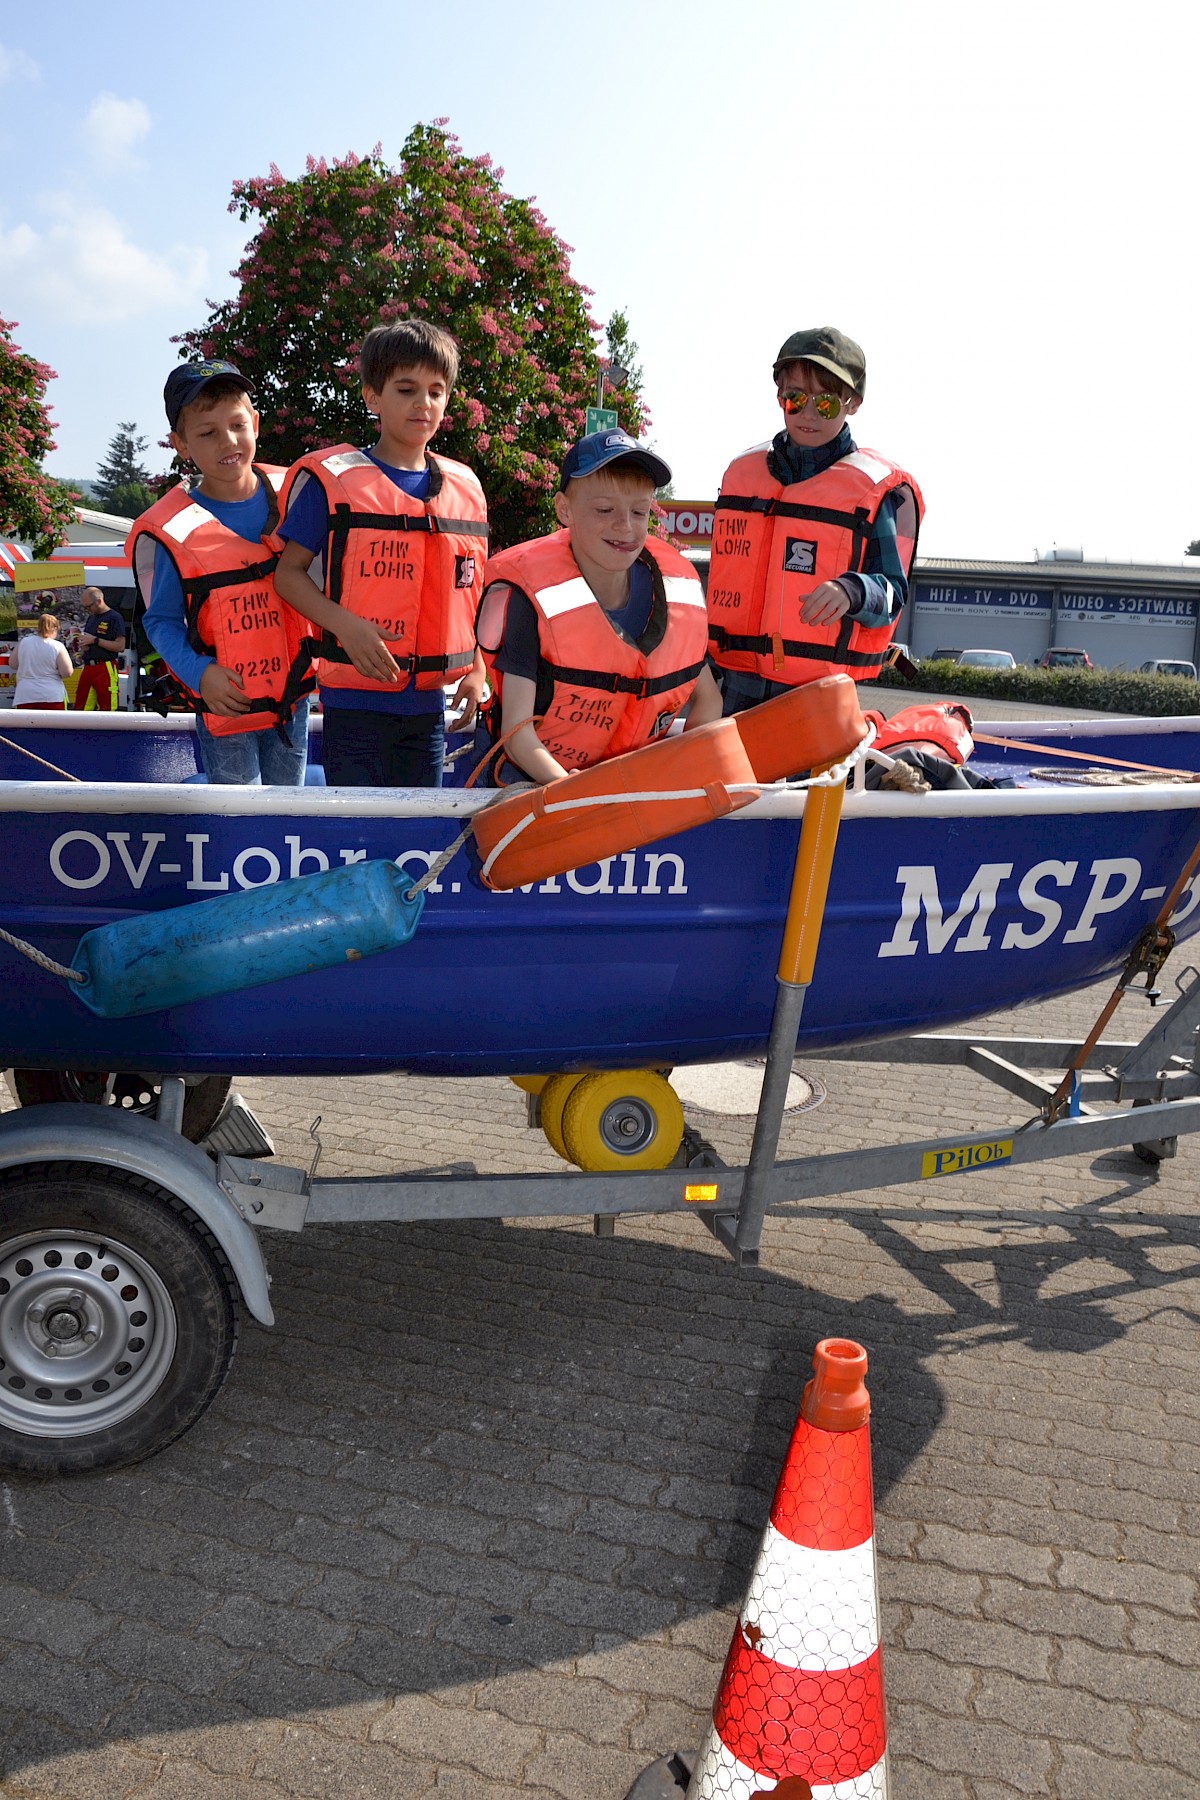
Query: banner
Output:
[[13, 561, 87, 593]]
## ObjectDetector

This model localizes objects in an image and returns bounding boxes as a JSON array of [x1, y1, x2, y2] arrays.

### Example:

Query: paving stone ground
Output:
[[3, 962, 1198, 1799], [2, 686, 1197, 1798]]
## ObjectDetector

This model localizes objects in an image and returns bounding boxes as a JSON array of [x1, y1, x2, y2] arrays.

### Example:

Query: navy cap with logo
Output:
[[559, 429, 671, 492], [772, 327, 867, 398], [164, 359, 255, 432]]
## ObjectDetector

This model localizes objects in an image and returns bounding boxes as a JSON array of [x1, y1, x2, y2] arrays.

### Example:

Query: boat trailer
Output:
[[4, 770, 1200, 1475]]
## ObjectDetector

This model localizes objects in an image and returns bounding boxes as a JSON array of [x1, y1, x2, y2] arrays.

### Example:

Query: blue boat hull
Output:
[[4, 706, 1200, 1077]]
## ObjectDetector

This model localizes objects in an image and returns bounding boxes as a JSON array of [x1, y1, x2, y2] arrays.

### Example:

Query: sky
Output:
[[2, 0, 1198, 565]]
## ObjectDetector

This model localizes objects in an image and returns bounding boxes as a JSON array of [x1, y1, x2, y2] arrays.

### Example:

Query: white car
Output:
[[1139, 659, 1197, 680], [955, 648, 1017, 670]]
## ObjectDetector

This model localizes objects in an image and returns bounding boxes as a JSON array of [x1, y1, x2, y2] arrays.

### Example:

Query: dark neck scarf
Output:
[[767, 422, 855, 487]]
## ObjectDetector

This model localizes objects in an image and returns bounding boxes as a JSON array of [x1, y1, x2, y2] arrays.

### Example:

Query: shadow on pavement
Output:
[[1, 1191, 1195, 1781]]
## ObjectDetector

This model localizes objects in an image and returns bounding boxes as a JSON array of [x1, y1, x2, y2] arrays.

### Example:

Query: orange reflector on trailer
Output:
[[684, 1183, 720, 1204]]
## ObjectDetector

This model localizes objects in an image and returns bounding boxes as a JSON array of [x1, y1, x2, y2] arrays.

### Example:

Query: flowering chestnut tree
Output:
[[0, 317, 80, 556], [176, 122, 649, 547]]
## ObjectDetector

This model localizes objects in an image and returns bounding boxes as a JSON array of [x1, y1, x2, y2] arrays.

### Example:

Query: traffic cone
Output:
[[627, 1339, 887, 1800]]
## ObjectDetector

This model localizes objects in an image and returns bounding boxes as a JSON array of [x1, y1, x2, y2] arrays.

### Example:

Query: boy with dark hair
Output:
[[477, 428, 721, 783], [274, 319, 488, 787], [707, 326, 923, 714], [131, 360, 316, 784], [72, 587, 126, 711]]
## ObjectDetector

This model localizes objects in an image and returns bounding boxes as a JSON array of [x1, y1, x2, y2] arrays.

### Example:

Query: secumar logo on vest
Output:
[[454, 554, 476, 589], [783, 538, 818, 574]]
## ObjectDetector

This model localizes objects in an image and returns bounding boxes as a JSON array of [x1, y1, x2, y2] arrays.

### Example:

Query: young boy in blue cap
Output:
[[707, 327, 923, 713], [131, 360, 315, 784], [477, 429, 722, 782]]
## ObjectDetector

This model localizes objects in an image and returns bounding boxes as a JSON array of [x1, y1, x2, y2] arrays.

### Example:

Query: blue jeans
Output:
[[718, 671, 792, 717], [322, 707, 444, 787], [196, 696, 310, 786]]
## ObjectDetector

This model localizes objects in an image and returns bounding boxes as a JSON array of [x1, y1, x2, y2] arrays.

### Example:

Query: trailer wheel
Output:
[[0, 1163, 238, 1478], [539, 1073, 588, 1161], [1131, 1096, 1176, 1166], [561, 1070, 684, 1172], [11, 1071, 232, 1144]]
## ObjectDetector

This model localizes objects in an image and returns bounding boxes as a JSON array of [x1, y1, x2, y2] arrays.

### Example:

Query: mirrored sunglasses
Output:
[[778, 389, 849, 420]]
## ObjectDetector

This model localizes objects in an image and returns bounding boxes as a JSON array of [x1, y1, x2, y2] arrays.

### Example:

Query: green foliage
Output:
[[99, 479, 156, 520], [176, 124, 644, 548], [94, 422, 153, 514], [0, 316, 80, 556], [601, 309, 649, 439], [874, 658, 1200, 716]]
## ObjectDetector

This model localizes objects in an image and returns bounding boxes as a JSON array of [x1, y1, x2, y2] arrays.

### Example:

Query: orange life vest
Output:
[[707, 444, 923, 685], [477, 531, 709, 772], [128, 469, 317, 737], [278, 445, 488, 694], [864, 702, 974, 764]]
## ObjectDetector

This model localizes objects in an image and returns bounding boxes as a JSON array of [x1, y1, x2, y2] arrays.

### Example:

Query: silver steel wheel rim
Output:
[[0, 1229, 177, 1438], [598, 1096, 658, 1156]]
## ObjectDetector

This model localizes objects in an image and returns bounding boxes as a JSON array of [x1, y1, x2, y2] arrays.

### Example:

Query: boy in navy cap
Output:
[[707, 327, 923, 713], [477, 429, 722, 783], [130, 360, 316, 783]]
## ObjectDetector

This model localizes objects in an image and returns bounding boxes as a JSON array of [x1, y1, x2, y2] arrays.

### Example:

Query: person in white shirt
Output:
[[14, 614, 74, 709]]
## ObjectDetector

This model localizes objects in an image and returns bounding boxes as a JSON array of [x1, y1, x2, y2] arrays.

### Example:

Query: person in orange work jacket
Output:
[[476, 430, 723, 783], [707, 326, 924, 716]]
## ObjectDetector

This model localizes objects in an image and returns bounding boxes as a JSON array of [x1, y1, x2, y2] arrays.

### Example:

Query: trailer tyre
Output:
[[561, 1070, 684, 1172], [1131, 1096, 1177, 1166], [11, 1071, 232, 1144], [0, 1164, 238, 1478], [539, 1073, 587, 1162]]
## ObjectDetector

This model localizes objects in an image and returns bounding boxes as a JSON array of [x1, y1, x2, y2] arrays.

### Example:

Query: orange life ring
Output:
[[472, 677, 870, 893], [473, 717, 759, 891], [731, 674, 868, 783]]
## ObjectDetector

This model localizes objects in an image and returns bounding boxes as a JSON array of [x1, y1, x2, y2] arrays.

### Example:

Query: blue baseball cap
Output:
[[164, 359, 254, 431], [559, 430, 671, 492]]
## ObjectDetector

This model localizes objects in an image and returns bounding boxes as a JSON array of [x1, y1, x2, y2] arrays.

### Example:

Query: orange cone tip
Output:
[[799, 1338, 870, 1433]]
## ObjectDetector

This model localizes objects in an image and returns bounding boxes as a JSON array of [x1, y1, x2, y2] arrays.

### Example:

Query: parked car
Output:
[[927, 647, 961, 662], [1038, 647, 1093, 669], [955, 648, 1017, 670], [1139, 658, 1198, 679]]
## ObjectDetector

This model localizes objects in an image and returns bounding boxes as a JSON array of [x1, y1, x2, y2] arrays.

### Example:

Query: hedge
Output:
[[874, 659, 1200, 716]]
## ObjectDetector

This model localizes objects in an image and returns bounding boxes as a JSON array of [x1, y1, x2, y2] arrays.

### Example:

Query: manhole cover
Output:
[[671, 1060, 826, 1119]]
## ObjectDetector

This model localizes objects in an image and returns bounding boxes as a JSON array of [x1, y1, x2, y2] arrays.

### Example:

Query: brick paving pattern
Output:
[[2, 972, 1199, 1794]]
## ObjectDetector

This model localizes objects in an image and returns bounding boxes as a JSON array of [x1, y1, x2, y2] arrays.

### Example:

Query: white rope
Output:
[[403, 821, 476, 898], [0, 926, 86, 984]]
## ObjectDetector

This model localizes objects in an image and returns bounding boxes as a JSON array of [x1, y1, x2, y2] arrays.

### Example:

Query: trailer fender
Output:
[[0, 1103, 274, 1325]]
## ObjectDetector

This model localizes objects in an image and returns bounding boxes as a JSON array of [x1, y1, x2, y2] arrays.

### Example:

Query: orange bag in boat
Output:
[[473, 717, 759, 891], [730, 674, 868, 783], [862, 701, 974, 765]]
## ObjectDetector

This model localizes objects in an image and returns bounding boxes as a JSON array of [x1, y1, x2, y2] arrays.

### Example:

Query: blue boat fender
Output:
[[69, 859, 424, 1019]]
